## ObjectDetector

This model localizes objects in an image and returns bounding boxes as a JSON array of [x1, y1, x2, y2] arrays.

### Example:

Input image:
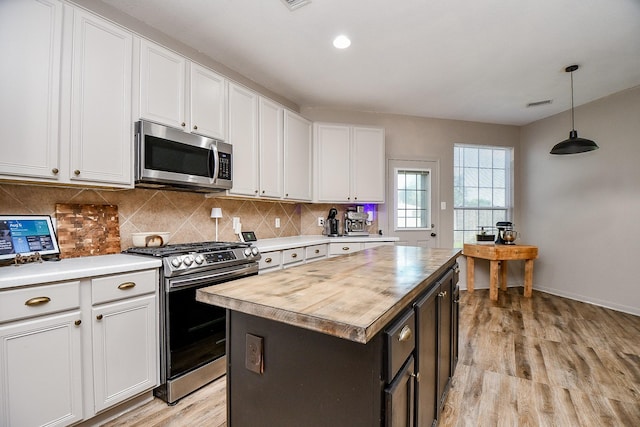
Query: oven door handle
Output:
[[167, 264, 257, 290]]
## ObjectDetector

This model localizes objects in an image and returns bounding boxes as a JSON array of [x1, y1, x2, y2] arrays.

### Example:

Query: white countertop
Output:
[[253, 235, 398, 252], [0, 254, 161, 290]]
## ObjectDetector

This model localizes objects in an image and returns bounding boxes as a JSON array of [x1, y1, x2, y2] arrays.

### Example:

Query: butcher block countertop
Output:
[[196, 246, 460, 344]]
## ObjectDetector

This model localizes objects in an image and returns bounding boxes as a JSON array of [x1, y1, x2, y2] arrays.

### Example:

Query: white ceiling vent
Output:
[[281, 0, 311, 11]]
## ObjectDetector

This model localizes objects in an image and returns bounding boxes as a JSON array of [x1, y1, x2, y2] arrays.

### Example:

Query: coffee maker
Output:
[[495, 221, 518, 245], [326, 208, 340, 237], [344, 207, 368, 236]]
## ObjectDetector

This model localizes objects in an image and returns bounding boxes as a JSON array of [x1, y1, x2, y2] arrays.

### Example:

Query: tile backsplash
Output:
[[0, 183, 379, 251]]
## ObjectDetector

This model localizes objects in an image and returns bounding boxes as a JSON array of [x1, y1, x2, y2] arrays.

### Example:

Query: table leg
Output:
[[489, 260, 499, 301], [466, 256, 475, 293], [500, 260, 508, 291], [524, 259, 534, 297]]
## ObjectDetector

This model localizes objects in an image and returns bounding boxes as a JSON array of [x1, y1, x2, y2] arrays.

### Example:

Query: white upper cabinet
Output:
[[189, 63, 227, 140], [259, 97, 284, 198], [139, 39, 186, 129], [315, 123, 385, 203], [227, 82, 260, 197], [351, 126, 386, 203], [315, 124, 352, 202], [0, 0, 133, 188], [68, 8, 133, 186], [0, 0, 63, 181], [284, 111, 312, 201], [138, 39, 227, 140]]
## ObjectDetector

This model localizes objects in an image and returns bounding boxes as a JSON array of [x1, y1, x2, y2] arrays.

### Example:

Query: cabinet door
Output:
[[352, 126, 385, 203], [0, 0, 62, 181], [315, 124, 351, 202], [139, 39, 186, 129], [92, 294, 158, 412], [415, 284, 439, 427], [258, 97, 283, 198], [69, 9, 132, 186], [0, 311, 83, 427], [384, 356, 415, 427], [283, 110, 312, 201], [228, 83, 259, 197], [189, 63, 226, 140], [437, 272, 453, 413]]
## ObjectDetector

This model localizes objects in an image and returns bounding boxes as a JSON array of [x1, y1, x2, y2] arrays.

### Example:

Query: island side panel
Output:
[[227, 310, 385, 427]]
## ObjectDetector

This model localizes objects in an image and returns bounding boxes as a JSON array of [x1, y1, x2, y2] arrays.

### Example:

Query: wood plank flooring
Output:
[[103, 287, 640, 426]]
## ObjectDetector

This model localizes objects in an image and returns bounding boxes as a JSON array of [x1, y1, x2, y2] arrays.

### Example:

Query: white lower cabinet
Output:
[[282, 247, 304, 269], [0, 269, 158, 426], [258, 250, 283, 274], [329, 242, 364, 257], [92, 294, 157, 412], [305, 244, 328, 263], [0, 311, 84, 427]]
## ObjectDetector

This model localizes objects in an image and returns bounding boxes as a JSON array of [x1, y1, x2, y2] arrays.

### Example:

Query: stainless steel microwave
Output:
[[134, 120, 232, 192]]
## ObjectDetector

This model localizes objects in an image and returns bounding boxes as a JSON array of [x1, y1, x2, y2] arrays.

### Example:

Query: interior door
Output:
[[387, 159, 439, 247]]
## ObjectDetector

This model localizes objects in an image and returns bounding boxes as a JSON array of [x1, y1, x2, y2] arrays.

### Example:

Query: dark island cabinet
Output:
[[225, 262, 459, 427], [414, 264, 458, 426]]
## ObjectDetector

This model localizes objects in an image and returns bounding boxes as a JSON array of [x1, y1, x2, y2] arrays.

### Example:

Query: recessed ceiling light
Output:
[[333, 35, 351, 49]]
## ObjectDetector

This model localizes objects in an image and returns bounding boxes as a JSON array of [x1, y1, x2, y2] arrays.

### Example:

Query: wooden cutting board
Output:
[[55, 203, 121, 259]]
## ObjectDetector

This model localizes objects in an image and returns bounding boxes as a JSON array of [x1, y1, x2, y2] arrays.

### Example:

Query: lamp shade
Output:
[[550, 130, 599, 155], [210, 208, 223, 218]]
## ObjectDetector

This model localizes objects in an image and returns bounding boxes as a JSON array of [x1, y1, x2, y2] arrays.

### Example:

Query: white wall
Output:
[[520, 86, 640, 315]]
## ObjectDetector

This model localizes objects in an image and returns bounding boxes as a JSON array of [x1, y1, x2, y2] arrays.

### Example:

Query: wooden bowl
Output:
[[132, 232, 170, 247]]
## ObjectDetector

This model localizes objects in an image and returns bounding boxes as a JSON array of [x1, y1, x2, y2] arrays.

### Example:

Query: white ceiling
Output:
[[99, 0, 640, 126]]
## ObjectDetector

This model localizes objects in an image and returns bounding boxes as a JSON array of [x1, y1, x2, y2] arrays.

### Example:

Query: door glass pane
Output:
[[395, 169, 430, 229]]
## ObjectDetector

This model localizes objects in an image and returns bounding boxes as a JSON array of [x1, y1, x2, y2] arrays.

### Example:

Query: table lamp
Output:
[[210, 208, 223, 241]]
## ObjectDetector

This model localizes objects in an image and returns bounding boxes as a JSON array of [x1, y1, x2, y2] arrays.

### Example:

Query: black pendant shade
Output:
[[550, 65, 599, 155]]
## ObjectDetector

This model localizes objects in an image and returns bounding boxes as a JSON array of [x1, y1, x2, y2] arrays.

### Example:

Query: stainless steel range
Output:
[[124, 241, 260, 404]]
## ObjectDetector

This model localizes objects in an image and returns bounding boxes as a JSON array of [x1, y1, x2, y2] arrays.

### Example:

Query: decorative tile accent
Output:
[[0, 183, 378, 252]]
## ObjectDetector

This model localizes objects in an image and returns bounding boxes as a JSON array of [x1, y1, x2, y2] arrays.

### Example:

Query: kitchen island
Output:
[[196, 245, 461, 426]]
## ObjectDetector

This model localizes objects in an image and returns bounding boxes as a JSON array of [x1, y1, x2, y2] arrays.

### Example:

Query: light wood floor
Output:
[[103, 287, 640, 426]]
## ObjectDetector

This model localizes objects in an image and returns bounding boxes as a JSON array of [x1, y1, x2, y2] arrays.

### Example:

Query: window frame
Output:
[[453, 143, 514, 248]]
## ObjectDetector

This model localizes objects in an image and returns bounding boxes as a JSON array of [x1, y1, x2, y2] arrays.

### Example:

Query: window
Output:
[[395, 168, 431, 229], [453, 144, 513, 248]]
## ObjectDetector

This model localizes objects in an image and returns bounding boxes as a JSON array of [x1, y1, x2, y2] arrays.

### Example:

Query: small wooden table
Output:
[[463, 243, 538, 301]]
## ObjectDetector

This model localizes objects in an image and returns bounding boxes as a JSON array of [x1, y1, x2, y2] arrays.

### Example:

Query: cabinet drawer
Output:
[[0, 281, 81, 324], [259, 251, 282, 270], [385, 309, 416, 383], [329, 242, 363, 256], [92, 269, 157, 305], [305, 244, 327, 261], [282, 247, 304, 265]]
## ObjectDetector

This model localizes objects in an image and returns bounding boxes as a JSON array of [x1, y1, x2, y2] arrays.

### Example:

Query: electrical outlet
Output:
[[275, 218, 281, 228], [317, 217, 325, 227], [245, 334, 264, 374]]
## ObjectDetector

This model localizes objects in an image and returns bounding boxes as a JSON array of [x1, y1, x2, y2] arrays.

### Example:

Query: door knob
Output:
[[431, 232, 437, 237]]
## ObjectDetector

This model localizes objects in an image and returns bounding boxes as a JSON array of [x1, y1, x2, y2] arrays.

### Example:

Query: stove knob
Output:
[[194, 255, 205, 265], [171, 258, 182, 268], [244, 248, 252, 257], [183, 255, 194, 266], [251, 247, 260, 256]]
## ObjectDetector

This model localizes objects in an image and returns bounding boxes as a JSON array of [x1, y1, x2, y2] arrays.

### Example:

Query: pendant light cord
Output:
[[570, 70, 575, 131]]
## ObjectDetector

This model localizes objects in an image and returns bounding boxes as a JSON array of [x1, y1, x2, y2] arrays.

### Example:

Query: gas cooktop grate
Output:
[[124, 241, 252, 257]]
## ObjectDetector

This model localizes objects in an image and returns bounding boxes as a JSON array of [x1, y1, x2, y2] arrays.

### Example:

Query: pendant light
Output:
[[550, 65, 599, 155]]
